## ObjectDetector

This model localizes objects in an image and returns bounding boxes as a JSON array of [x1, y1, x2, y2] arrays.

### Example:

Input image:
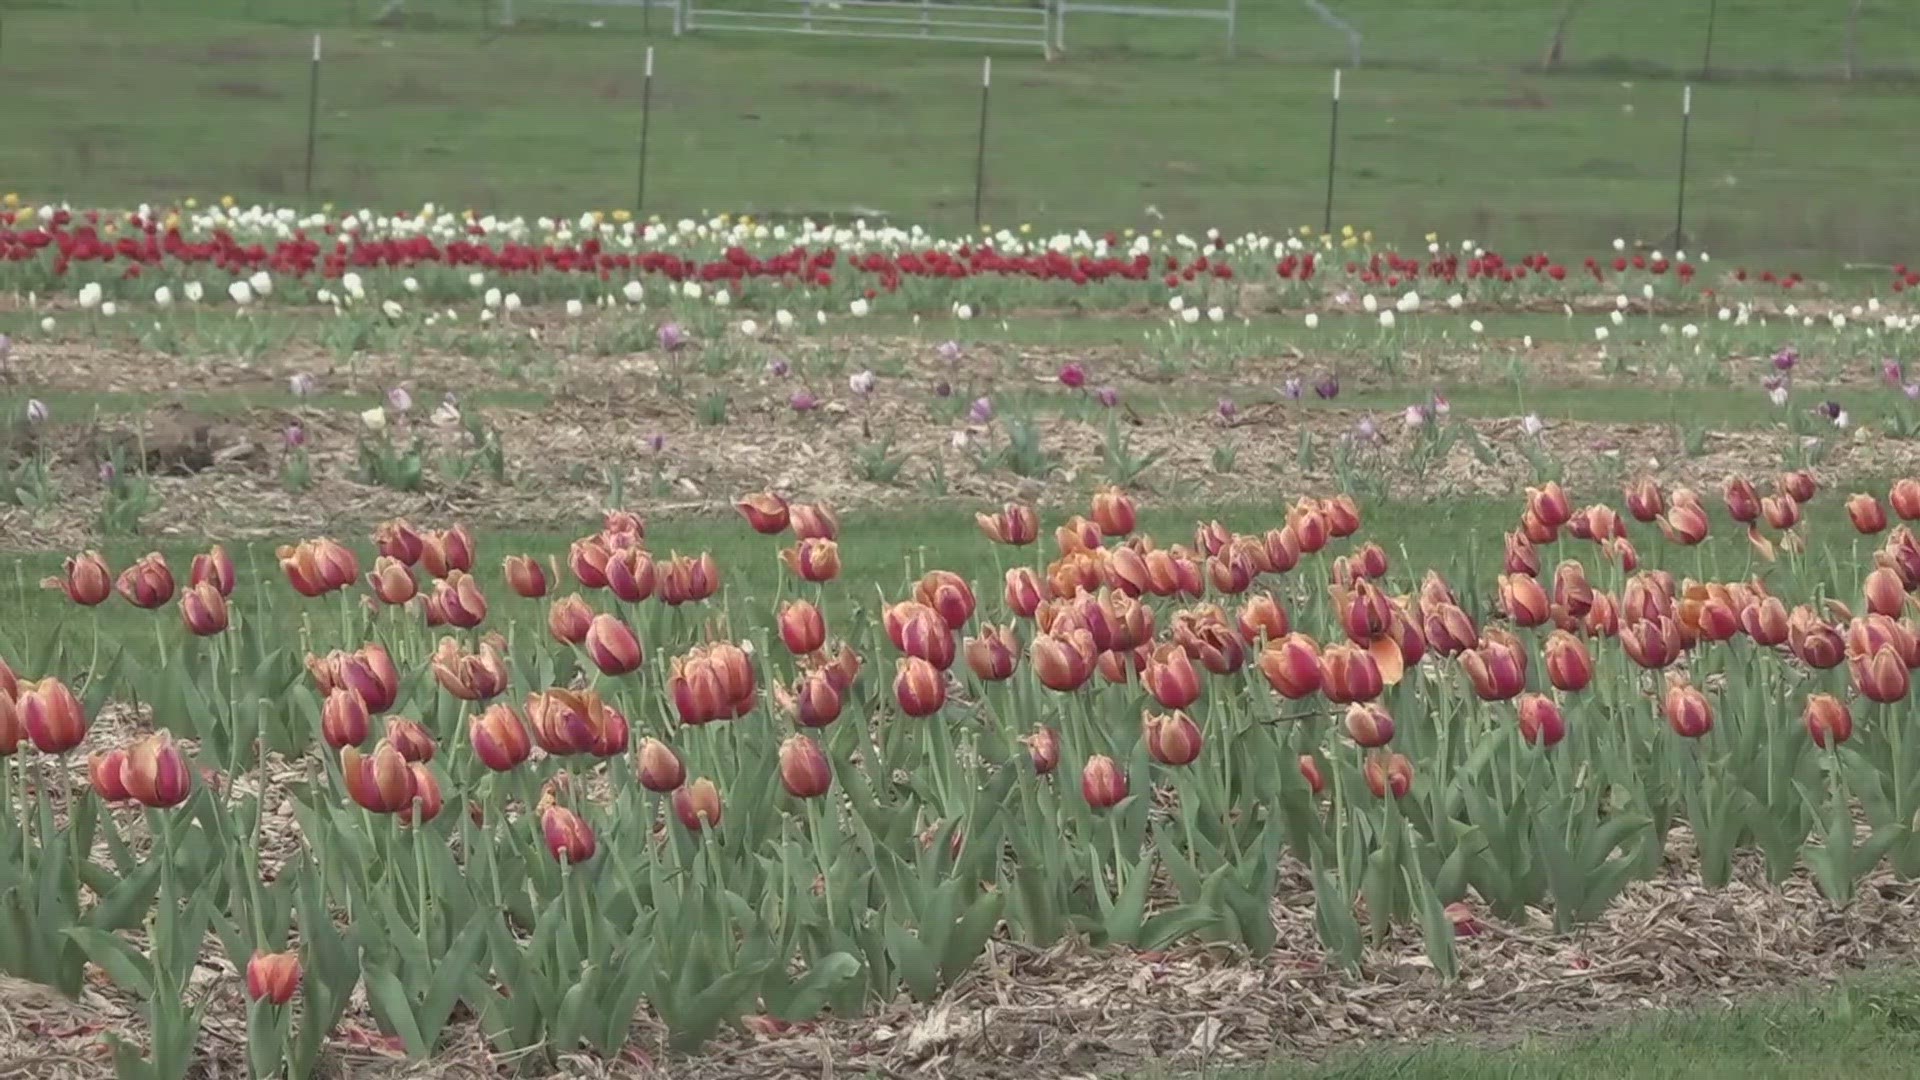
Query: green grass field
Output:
[[4, 0, 1920, 261]]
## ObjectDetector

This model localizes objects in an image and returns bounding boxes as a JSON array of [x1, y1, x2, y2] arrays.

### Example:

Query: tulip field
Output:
[[8, 203, 1920, 1079]]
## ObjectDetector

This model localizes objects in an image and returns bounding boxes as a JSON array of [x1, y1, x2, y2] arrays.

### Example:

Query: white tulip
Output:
[[1641, 284, 1655, 300], [342, 272, 364, 299], [1207, 306, 1224, 323], [1378, 310, 1396, 329], [1469, 320, 1484, 334], [40, 317, 55, 332], [1396, 291, 1419, 313], [228, 281, 254, 306], [360, 407, 388, 431], [184, 281, 204, 303], [623, 280, 644, 304], [78, 283, 102, 309], [816, 311, 828, 326], [953, 304, 972, 321], [403, 277, 419, 293], [505, 293, 522, 313], [249, 270, 273, 297], [1610, 310, 1624, 325], [480, 309, 495, 324], [1520, 413, 1544, 437], [713, 289, 731, 308], [1593, 326, 1609, 342], [484, 287, 502, 309], [1681, 324, 1699, 338], [1169, 296, 1186, 312], [740, 319, 759, 337], [154, 286, 173, 307], [382, 300, 403, 320], [1304, 313, 1319, 329], [1362, 294, 1378, 313], [1447, 294, 1464, 310], [100, 301, 116, 317], [1182, 307, 1201, 325], [1614, 295, 1629, 309], [776, 309, 795, 329], [469, 272, 487, 289], [566, 299, 584, 318], [1612, 237, 1626, 251], [1717, 307, 1731, 321], [850, 298, 870, 317], [1522, 335, 1534, 349], [1768, 386, 1790, 407], [682, 281, 702, 300]]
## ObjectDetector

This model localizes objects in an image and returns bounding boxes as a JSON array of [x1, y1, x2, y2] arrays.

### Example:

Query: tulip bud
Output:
[[787, 503, 838, 541], [1526, 481, 1571, 528], [1363, 751, 1413, 799], [585, 613, 644, 676], [1521, 509, 1556, 545], [1619, 616, 1684, 670], [541, 805, 597, 864], [1515, 693, 1566, 748], [1663, 680, 1714, 738], [778, 735, 833, 799], [1057, 515, 1105, 556], [1543, 630, 1593, 692], [374, 519, 425, 566], [976, 503, 1040, 546], [1503, 531, 1540, 577], [569, 535, 613, 589], [1343, 701, 1395, 747], [1866, 566, 1909, 619], [179, 580, 229, 636], [1030, 630, 1096, 692], [366, 556, 419, 606], [503, 554, 549, 598], [736, 491, 791, 534], [115, 553, 176, 609], [1003, 566, 1045, 619], [893, 657, 947, 717], [773, 600, 824, 659], [189, 545, 236, 597], [1206, 542, 1257, 595], [1081, 754, 1128, 809], [15, 677, 86, 754], [1804, 693, 1853, 748], [1851, 645, 1910, 704], [673, 777, 724, 831], [1258, 634, 1322, 699], [915, 570, 977, 630], [42, 551, 108, 607], [1319, 642, 1383, 703], [1237, 593, 1290, 644], [89, 748, 133, 802], [1298, 754, 1326, 794], [1144, 710, 1203, 766], [1260, 525, 1302, 574], [1722, 475, 1761, 524], [1142, 645, 1202, 710], [418, 525, 476, 580], [245, 951, 303, 1006], [1849, 494, 1889, 535], [1499, 573, 1552, 627], [1022, 727, 1061, 775], [398, 763, 443, 825], [1658, 499, 1711, 545], [1893, 479, 1920, 521], [342, 743, 415, 812], [1323, 493, 1362, 538], [1288, 499, 1329, 554], [1460, 637, 1527, 701], [783, 669, 843, 728], [545, 594, 594, 646], [636, 738, 687, 792], [385, 717, 436, 763], [1789, 607, 1846, 669], [1091, 487, 1137, 537], [432, 571, 488, 629], [1623, 477, 1664, 523], [605, 548, 657, 604], [469, 703, 532, 771], [319, 688, 370, 749]]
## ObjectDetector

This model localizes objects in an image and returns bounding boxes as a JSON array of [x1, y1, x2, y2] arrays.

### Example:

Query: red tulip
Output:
[[541, 805, 597, 864], [1866, 566, 1909, 619], [1258, 633, 1322, 699], [342, 743, 414, 813], [1499, 573, 1551, 627], [1516, 693, 1566, 748], [419, 525, 475, 580], [736, 491, 791, 534], [1849, 494, 1889, 535], [1288, 499, 1329, 554], [179, 581, 229, 636], [1319, 642, 1383, 703], [366, 556, 419, 606], [1081, 754, 1128, 809], [1030, 630, 1096, 692], [585, 613, 644, 676], [1623, 477, 1664, 523], [1460, 635, 1526, 701], [1526, 481, 1571, 529], [373, 519, 425, 566], [1363, 751, 1413, 799], [1892, 479, 1920, 521], [1663, 680, 1714, 737], [399, 764, 443, 825], [964, 624, 1020, 681], [1804, 693, 1853, 748], [1143, 645, 1202, 709], [893, 657, 947, 717], [18, 677, 86, 753], [189, 545, 236, 597], [1543, 630, 1592, 692], [1298, 754, 1325, 794], [430, 636, 511, 701], [547, 594, 593, 646], [789, 503, 839, 541], [636, 738, 686, 792], [1144, 710, 1203, 766], [976, 503, 1040, 546], [1323, 493, 1362, 538], [384, 717, 436, 763], [915, 570, 977, 630], [780, 538, 840, 584], [115, 553, 176, 609], [245, 951, 302, 1006], [1344, 701, 1394, 747], [89, 748, 132, 802], [469, 703, 532, 771], [503, 554, 549, 598], [1722, 475, 1760, 524], [778, 735, 833, 799], [431, 571, 488, 628], [1789, 607, 1846, 669], [1851, 645, 1910, 703], [1022, 727, 1061, 775], [44, 551, 113, 605], [673, 778, 723, 831], [320, 688, 370, 749], [1503, 531, 1540, 577]]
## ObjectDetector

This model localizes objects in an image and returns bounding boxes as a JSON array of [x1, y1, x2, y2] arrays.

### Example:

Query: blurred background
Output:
[[4, 0, 1916, 264]]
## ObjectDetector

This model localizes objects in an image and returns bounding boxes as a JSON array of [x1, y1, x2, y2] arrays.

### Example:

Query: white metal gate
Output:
[[682, 0, 1053, 53]]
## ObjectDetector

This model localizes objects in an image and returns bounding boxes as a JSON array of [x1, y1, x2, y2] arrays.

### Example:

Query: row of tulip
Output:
[[7, 471, 1920, 1072], [2, 204, 1889, 311]]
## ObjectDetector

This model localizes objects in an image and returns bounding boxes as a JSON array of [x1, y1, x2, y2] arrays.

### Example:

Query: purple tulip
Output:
[[1353, 415, 1379, 442], [1094, 386, 1120, 409], [1058, 362, 1088, 390], [386, 386, 413, 413], [284, 423, 307, 449], [767, 357, 791, 378], [98, 461, 116, 485], [1772, 346, 1798, 372], [933, 379, 953, 398], [1216, 397, 1239, 423], [645, 433, 667, 452], [1281, 377, 1303, 400], [937, 340, 963, 363], [1905, 383, 1920, 402], [658, 322, 687, 352], [790, 390, 819, 413], [1314, 373, 1340, 400], [288, 372, 317, 397], [967, 396, 994, 424], [1884, 359, 1905, 385]]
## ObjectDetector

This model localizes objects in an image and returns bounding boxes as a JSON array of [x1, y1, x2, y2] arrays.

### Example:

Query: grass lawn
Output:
[[4, 2, 1920, 262]]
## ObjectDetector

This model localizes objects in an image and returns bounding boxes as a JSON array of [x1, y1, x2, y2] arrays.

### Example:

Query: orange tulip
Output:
[[1206, 541, 1257, 595], [431, 571, 488, 628], [430, 637, 511, 702], [1503, 531, 1540, 577], [1852, 645, 1910, 703], [1030, 630, 1096, 692], [1186, 521, 1228, 559], [1142, 644, 1202, 710], [1344, 701, 1394, 747], [419, 525, 475, 580], [1022, 727, 1061, 775], [585, 613, 644, 676], [1298, 754, 1326, 794], [1288, 499, 1329, 554], [1789, 607, 1846, 669], [780, 538, 840, 584], [1658, 498, 1711, 545], [605, 548, 657, 603], [1144, 710, 1203, 766], [384, 717, 436, 763], [1421, 602, 1479, 657], [1892, 479, 1920, 521], [1543, 630, 1592, 692], [976, 503, 1039, 546], [1333, 580, 1394, 643], [1238, 593, 1290, 644], [673, 778, 724, 831], [893, 657, 947, 717], [1623, 477, 1664, 523], [778, 599, 827, 656], [1740, 595, 1790, 646], [964, 624, 1020, 682], [1849, 494, 1889, 535], [1319, 642, 1383, 703], [503, 554, 549, 598], [114, 553, 175, 609], [887, 601, 956, 670], [366, 556, 419, 605], [569, 534, 613, 589], [41, 550, 110, 606], [541, 805, 597, 864], [736, 491, 791, 534], [1262, 525, 1302, 574], [1173, 607, 1247, 675], [1081, 754, 1128, 809], [342, 743, 414, 813], [915, 570, 977, 630], [636, 738, 686, 792], [17, 678, 86, 753], [89, 748, 131, 801], [527, 688, 612, 756], [320, 688, 370, 749], [788, 503, 839, 542], [1499, 573, 1551, 627], [1663, 680, 1714, 737], [547, 594, 594, 646], [119, 732, 192, 809], [1804, 693, 1853, 748], [186, 545, 235, 597], [1516, 693, 1565, 747], [1779, 469, 1816, 503], [1091, 487, 1137, 537], [778, 735, 834, 799], [1258, 634, 1322, 699], [777, 669, 843, 728], [469, 703, 532, 771], [1323, 493, 1362, 538], [1460, 636, 1526, 701], [1620, 616, 1684, 669], [1866, 566, 1909, 619], [1761, 493, 1800, 531], [178, 580, 229, 636], [246, 951, 303, 1006], [399, 764, 443, 825], [1363, 751, 1413, 799], [373, 519, 425, 565]]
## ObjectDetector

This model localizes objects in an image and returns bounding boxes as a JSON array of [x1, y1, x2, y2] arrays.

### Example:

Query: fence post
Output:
[[1322, 69, 1341, 236], [1700, 0, 1718, 79], [304, 35, 322, 205], [973, 57, 992, 232], [637, 46, 655, 215], [1673, 84, 1692, 245], [1225, 0, 1237, 60]]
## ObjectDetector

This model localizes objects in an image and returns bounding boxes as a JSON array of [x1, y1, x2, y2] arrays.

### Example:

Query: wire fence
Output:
[[5, 1, 1919, 263]]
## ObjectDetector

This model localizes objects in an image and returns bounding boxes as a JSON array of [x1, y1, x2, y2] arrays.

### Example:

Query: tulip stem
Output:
[[807, 797, 836, 930], [412, 805, 432, 950]]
